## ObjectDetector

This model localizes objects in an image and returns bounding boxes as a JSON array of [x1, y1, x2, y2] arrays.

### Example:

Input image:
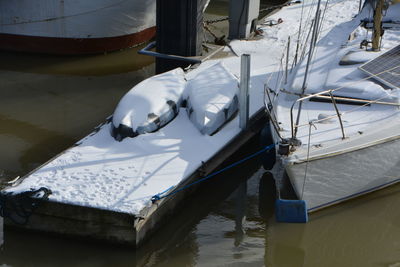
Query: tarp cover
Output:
[[111, 68, 186, 141], [186, 62, 239, 135]]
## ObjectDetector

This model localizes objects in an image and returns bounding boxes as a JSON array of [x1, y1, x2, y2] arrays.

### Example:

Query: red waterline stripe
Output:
[[0, 26, 156, 55]]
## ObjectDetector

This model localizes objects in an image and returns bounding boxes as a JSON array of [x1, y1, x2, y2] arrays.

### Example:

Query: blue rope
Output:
[[151, 143, 275, 203]]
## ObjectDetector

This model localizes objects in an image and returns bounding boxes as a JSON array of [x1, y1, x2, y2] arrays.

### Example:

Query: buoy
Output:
[[260, 123, 276, 170]]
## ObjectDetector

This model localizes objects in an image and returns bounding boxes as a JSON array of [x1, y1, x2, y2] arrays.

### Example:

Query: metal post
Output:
[[372, 0, 384, 51], [285, 36, 290, 84], [301, 9, 321, 94], [329, 91, 346, 139], [240, 54, 250, 130]]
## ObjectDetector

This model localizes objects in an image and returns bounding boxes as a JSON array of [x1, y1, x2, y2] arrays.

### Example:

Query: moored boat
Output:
[[269, 0, 400, 212], [0, 0, 156, 54]]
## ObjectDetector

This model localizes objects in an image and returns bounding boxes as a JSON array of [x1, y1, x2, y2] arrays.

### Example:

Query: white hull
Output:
[[286, 136, 400, 211], [0, 0, 156, 38], [270, 2, 400, 213], [0, 0, 156, 53]]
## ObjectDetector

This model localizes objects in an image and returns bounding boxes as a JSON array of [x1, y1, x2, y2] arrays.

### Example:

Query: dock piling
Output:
[[155, 0, 207, 73], [229, 0, 260, 39]]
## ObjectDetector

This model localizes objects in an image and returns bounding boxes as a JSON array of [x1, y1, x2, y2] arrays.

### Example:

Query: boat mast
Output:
[[372, 0, 384, 51], [293, 0, 322, 137]]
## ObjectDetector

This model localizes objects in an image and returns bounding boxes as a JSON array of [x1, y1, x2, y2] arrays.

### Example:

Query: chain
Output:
[[204, 16, 229, 25], [204, 1, 301, 25]]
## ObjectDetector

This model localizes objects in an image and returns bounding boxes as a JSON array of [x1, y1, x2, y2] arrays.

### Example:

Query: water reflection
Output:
[[234, 180, 247, 247], [264, 176, 400, 267], [0, 45, 154, 76]]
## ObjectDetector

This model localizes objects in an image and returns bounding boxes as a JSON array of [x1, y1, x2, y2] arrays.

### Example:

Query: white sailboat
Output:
[[269, 0, 400, 213]]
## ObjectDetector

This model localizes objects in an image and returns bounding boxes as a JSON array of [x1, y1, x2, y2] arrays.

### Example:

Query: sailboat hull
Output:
[[285, 137, 400, 212]]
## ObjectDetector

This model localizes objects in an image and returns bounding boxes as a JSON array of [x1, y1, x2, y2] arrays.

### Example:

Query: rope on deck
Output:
[[0, 187, 52, 225], [151, 143, 275, 203]]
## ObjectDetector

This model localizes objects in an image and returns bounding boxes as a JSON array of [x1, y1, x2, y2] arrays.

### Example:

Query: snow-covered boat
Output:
[[269, 1, 400, 212], [0, 0, 156, 54]]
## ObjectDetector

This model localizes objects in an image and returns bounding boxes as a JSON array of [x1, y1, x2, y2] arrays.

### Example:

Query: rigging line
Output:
[[301, 122, 313, 200], [295, 7, 321, 137], [300, 0, 342, 59], [299, 0, 319, 50], [274, 36, 293, 90], [305, 0, 329, 77], [271, 0, 324, 77], [277, 58, 289, 90], [151, 144, 276, 202], [274, 51, 286, 91], [264, 86, 283, 140], [316, 0, 330, 43], [299, 18, 315, 63]]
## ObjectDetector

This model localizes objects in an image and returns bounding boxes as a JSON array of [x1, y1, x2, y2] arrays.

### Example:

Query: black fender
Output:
[[260, 123, 276, 170]]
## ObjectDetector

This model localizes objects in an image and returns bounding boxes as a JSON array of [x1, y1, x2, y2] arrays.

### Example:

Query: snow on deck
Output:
[[275, 3, 400, 153], [6, 0, 362, 215]]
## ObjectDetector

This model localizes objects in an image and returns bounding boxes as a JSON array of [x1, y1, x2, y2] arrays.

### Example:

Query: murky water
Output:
[[1, 1, 400, 266]]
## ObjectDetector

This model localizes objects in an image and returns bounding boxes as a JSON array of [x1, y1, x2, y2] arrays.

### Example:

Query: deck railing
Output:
[[289, 89, 400, 141]]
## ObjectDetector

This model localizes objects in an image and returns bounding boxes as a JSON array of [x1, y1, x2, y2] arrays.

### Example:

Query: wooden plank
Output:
[[4, 212, 136, 245]]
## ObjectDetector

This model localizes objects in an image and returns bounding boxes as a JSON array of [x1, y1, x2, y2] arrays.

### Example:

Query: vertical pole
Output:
[[301, 0, 322, 95], [285, 36, 290, 84], [240, 54, 250, 130], [372, 0, 384, 51], [156, 0, 206, 74], [0, 216, 3, 248], [294, 3, 321, 138]]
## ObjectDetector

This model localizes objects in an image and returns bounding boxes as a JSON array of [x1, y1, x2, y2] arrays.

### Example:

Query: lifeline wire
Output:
[[301, 122, 313, 199], [151, 143, 276, 202]]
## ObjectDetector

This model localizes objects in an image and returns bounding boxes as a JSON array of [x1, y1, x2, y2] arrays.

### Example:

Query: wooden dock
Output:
[[2, 109, 268, 247]]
